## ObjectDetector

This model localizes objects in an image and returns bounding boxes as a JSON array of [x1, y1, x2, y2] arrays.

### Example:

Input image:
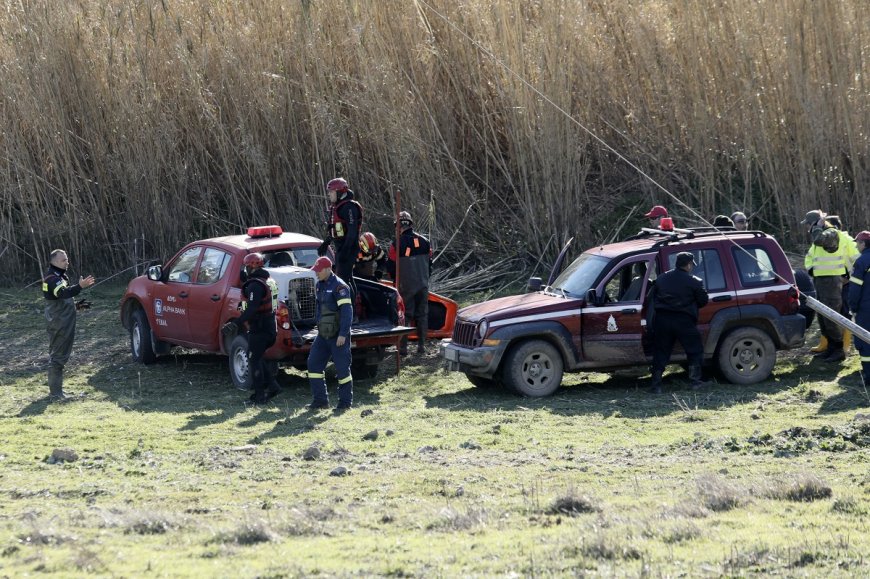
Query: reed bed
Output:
[[0, 0, 866, 282]]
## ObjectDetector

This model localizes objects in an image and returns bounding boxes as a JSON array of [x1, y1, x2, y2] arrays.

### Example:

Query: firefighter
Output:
[[644, 205, 670, 228], [306, 256, 354, 411], [42, 249, 95, 401], [355, 231, 387, 281], [318, 177, 362, 314], [223, 253, 280, 404], [647, 252, 709, 394], [802, 210, 860, 362], [386, 211, 432, 355], [848, 231, 870, 383]]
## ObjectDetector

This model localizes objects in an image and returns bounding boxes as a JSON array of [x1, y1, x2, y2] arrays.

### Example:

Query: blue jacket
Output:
[[848, 247, 870, 316], [316, 273, 353, 338]]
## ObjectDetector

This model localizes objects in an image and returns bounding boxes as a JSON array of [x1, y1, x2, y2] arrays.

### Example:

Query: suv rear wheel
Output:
[[229, 335, 253, 391], [502, 340, 563, 397], [717, 327, 776, 385]]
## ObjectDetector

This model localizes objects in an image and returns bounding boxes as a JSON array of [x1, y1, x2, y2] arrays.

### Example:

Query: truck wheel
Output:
[[229, 335, 253, 391], [131, 309, 156, 364], [502, 340, 563, 397], [352, 361, 379, 380], [717, 327, 776, 385], [465, 374, 498, 388]]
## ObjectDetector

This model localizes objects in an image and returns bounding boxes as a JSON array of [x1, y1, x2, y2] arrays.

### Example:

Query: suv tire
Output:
[[502, 340, 563, 397], [717, 327, 776, 385], [229, 335, 253, 391], [131, 309, 157, 364]]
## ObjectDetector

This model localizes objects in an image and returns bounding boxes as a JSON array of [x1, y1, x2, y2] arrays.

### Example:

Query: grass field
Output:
[[1, 284, 869, 577]]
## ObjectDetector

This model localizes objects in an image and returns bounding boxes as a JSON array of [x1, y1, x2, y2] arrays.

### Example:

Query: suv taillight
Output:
[[276, 302, 291, 330], [396, 294, 406, 326], [787, 286, 800, 314]]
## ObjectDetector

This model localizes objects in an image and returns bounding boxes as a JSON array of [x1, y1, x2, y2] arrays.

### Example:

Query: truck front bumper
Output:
[[440, 339, 505, 378]]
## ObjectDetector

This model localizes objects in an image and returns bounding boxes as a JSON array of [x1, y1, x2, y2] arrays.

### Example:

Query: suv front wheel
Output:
[[717, 327, 776, 385], [502, 340, 564, 397]]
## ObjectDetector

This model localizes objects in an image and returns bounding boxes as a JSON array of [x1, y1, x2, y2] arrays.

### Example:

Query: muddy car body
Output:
[[442, 229, 805, 396]]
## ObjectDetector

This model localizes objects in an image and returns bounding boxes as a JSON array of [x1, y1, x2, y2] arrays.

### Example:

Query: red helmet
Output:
[[359, 232, 378, 254], [243, 252, 264, 269], [326, 177, 349, 192]]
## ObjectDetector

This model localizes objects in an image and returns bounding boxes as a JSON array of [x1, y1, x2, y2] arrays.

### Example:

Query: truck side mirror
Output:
[[147, 265, 163, 281], [527, 277, 542, 292], [585, 288, 599, 306]]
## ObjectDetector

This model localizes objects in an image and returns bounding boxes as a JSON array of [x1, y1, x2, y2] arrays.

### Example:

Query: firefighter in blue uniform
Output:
[[223, 253, 280, 404], [319, 177, 363, 313], [307, 256, 354, 411], [848, 231, 870, 383], [42, 249, 95, 401]]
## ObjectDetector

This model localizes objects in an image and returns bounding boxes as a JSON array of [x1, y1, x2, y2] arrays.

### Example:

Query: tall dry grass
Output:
[[0, 0, 866, 282]]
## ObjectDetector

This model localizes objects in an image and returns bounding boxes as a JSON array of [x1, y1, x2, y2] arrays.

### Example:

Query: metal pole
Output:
[[395, 189, 402, 376], [805, 295, 870, 344]]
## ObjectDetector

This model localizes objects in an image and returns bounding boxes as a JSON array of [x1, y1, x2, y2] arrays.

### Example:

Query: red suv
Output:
[[441, 229, 805, 396], [121, 226, 412, 387]]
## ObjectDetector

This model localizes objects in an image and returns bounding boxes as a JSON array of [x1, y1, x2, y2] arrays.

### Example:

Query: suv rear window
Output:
[[667, 249, 726, 291], [732, 245, 778, 287]]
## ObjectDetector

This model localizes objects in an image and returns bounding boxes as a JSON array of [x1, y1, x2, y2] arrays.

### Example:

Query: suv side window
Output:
[[732, 245, 777, 287], [168, 247, 201, 283], [196, 248, 231, 285], [602, 258, 654, 303], [667, 249, 726, 291]]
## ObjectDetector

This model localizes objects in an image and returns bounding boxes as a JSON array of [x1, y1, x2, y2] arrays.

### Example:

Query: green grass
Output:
[[1, 285, 869, 576]]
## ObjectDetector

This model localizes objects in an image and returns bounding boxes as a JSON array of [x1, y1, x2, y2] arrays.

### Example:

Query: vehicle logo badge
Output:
[[155, 299, 163, 316], [607, 314, 618, 332]]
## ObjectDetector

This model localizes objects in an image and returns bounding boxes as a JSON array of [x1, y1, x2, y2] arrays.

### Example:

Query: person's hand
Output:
[[221, 321, 238, 339], [317, 239, 332, 257], [336, 336, 346, 347], [374, 270, 384, 281], [79, 275, 95, 288]]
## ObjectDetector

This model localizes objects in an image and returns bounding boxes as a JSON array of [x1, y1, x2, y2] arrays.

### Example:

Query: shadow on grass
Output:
[[817, 371, 870, 414]]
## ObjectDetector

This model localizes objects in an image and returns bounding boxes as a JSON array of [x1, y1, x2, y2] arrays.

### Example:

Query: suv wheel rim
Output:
[[731, 339, 762, 372], [234, 349, 249, 382], [522, 353, 553, 386], [132, 324, 141, 355]]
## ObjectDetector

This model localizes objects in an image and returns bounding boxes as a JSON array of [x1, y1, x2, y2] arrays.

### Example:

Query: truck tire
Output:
[[352, 361, 379, 380], [717, 327, 776, 385], [131, 309, 157, 364], [502, 340, 563, 397], [465, 373, 498, 388], [229, 335, 253, 391]]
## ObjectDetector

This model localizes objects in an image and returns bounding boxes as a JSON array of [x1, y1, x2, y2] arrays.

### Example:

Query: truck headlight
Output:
[[477, 319, 489, 339]]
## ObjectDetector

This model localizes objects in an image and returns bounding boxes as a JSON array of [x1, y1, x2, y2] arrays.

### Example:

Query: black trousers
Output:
[[248, 330, 277, 395], [651, 311, 703, 372], [334, 254, 358, 313]]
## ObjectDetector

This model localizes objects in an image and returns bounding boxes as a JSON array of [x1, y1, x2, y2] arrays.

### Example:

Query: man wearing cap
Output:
[[306, 256, 354, 411], [644, 205, 670, 229], [647, 252, 709, 393], [802, 210, 860, 362], [731, 212, 748, 231], [848, 231, 870, 383]]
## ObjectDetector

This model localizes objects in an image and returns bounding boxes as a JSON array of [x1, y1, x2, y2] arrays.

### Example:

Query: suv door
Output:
[[186, 246, 234, 349], [151, 246, 201, 344], [581, 253, 656, 364]]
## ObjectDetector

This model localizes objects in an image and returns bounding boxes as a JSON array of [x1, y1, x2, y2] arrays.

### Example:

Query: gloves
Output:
[[374, 270, 384, 281], [75, 299, 92, 311], [317, 239, 332, 257], [221, 321, 238, 339]]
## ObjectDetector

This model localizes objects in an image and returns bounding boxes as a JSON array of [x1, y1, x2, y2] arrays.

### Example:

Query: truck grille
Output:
[[452, 320, 478, 348], [288, 278, 316, 324]]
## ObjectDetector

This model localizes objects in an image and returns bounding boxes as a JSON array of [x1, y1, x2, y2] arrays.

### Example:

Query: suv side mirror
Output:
[[585, 288, 599, 306], [147, 265, 163, 281], [527, 277, 542, 292]]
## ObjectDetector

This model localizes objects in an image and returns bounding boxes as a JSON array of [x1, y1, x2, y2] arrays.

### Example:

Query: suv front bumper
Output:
[[440, 340, 506, 378]]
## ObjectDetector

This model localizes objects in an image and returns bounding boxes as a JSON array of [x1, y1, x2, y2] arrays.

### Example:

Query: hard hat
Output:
[[326, 178, 349, 192], [644, 205, 668, 219], [311, 256, 333, 273], [396, 211, 413, 226], [243, 252, 264, 269], [359, 232, 378, 253]]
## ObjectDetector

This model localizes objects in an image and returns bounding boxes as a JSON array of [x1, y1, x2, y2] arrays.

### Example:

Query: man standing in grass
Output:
[[386, 211, 432, 356], [42, 249, 95, 402], [848, 231, 870, 384]]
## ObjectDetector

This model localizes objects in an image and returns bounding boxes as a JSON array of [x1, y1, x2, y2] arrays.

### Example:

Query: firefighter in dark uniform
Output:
[[319, 177, 362, 313], [648, 252, 709, 393], [386, 211, 432, 355], [42, 249, 95, 401], [848, 231, 870, 384], [355, 232, 387, 281], [223, 253, 280, 404], [307, 256, 354, 411]]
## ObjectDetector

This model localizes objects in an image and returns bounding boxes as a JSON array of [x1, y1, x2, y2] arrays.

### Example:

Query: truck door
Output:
[[581, 254, 656, 364], [185, 247, 235, 349], [150, 246, 201, 344]]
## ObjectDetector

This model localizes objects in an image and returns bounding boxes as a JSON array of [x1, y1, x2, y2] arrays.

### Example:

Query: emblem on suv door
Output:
[[607, 315, 618, 332]]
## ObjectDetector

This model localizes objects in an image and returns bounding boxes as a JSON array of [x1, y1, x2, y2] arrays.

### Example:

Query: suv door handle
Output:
[[210, 294, 221, 302], [179, 291, 189, 298], [621, 308, 638, 314], [712, 295, 732, 302]]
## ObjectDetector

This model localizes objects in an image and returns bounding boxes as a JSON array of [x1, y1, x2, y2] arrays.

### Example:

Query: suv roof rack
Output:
[[627, 227, 767, 246]]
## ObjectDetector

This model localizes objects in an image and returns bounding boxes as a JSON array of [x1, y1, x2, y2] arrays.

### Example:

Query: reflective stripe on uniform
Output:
[[42, 282, 48, 292], [307, 372, 325, 379], [53, 280, 68, 297], [851, 276, 864, 286], [336, 298, 352, 306], [861, 356, 870, 362], [338, 375, 353, 384]]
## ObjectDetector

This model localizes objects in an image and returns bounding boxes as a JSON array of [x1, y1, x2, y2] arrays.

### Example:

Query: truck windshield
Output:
[[550, 253, 610, 297]]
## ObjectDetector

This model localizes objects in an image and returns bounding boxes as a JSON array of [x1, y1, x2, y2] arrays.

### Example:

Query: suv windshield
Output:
[[550, 253, 610, 297]]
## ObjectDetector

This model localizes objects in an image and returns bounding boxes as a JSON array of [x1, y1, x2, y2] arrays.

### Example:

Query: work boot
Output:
[[823, 345, 846, 363], [649, 370, 663, 395], [48, 366, 64, 398], [843, 330, 852, 352], [810, 335, 829, 354], [415, 325, 427, 355], [398, 336, 409, 356], [306, 400, 330, 410], [689, 365, 710, 390]]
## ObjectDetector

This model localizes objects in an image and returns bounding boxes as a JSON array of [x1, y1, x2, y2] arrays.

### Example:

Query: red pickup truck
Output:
[[120, 226, 413, 387]]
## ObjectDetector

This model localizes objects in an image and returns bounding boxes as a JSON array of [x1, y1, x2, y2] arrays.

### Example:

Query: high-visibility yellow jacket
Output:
[[805, 229, 860, 277]]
